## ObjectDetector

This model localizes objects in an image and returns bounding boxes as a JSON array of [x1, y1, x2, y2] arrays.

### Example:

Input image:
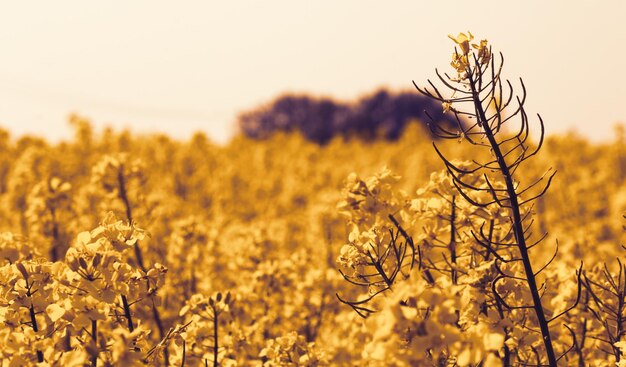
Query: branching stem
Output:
[[467, 70, 557, 366]]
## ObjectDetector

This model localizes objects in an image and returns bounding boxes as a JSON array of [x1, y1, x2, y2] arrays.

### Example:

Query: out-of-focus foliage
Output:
[[0, 114, 623, 365], [237, 89, 462, 144]]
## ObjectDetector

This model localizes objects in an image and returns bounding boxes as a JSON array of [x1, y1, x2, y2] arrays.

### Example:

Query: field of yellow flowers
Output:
[[1, 34, 625, 366], [0, 117, 623, 366]]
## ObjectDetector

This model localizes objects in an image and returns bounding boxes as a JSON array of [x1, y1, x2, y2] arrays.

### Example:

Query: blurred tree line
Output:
[[237, 89, 462, 144]]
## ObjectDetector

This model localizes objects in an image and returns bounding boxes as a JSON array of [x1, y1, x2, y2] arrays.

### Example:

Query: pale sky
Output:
[[0, 1, 624, 144]]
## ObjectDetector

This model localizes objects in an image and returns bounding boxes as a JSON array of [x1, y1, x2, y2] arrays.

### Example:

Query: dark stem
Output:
[[25, 280, 44, 363], [29, 303, 45, 362], [614, 266, 625, 361], [483, 219, 495, 260], [117, 168, 147, 272], [494, 285, 511, 365], [152, 302, 169, 364], [467, 71, 557, 366], [117, 167, 133, 224], [133, 243, 146, 273], [449, 195, 457, 284], [49, 205, 60, 262], [91, 319, 98, 367], [577, 319, 587, 367], [121, 295, 134, 332], [181, 340, 186, 367], [117, 166, 168, 364], [213, 308, 219, 367]]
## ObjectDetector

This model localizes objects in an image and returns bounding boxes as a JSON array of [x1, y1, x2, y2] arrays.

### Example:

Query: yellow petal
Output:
[[484, 332, 505, 350], [46, 304, 66, 322], [77, 231, 91, 245]]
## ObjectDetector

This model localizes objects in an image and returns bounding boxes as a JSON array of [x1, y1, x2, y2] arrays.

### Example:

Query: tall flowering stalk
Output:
[[413, 32, 582, 366]]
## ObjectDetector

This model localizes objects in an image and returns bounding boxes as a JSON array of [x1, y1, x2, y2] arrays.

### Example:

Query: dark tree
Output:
[[237, 89, 463, 144]]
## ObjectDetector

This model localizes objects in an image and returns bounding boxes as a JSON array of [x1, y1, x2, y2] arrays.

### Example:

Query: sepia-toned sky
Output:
[[0, 1, 624, 143]]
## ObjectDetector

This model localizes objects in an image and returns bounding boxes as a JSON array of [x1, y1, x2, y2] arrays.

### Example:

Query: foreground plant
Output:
[[336, 32, 587, 366], [413, 32, 582, 365]]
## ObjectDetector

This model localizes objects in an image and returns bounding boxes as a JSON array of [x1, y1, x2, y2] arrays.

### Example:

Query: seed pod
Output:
[[78, 257, 89, 270], [92, 253, 102, 268], [16, 262, 29, 280]]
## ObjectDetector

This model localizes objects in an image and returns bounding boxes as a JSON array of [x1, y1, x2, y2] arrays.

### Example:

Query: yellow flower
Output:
[[473, 39, 491, 65], [448, 31, 473, 55], [451, 52, 469, 75]]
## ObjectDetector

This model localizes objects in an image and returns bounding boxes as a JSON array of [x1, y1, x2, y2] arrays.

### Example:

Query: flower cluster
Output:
[[259, 331, 327, 366], [448, 31, 491, 78]]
